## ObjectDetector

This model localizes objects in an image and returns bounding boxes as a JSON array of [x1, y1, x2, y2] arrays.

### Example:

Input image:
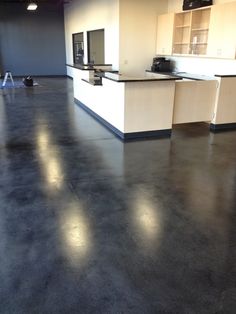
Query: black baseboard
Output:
[[210, 123, 236, 132], [33, 75, 68, 78], [123, 129, 171, 140], [0, 75, 68, 79], [74, 98, 171, 141]]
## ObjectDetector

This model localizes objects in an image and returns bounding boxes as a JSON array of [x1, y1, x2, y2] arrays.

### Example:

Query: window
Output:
[[72, 32, 84, 64], [87, 29, 105, 64]]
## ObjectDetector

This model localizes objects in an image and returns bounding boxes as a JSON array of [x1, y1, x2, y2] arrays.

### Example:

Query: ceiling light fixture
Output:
[[27, 2, 38, 11]]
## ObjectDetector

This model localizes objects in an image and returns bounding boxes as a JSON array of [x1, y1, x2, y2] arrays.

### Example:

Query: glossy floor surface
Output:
[[0, 78, 235, 314]]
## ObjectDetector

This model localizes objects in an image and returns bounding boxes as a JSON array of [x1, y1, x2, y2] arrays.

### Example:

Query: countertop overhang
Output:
[[66, 63, 113, 71], [97, 72, 182, 82], [214, 74, 236, 77], [146, 70, 236, 80], [146, 70, 216, 81]]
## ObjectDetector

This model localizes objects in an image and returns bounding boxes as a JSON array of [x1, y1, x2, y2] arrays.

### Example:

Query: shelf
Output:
[[172, 53, 209, 57], [175, 25, 190, 28], [190, 42, 207, 45], [191, 28, 209, 31], [174, 42, 189, 45], [172, 5, 211, 56]]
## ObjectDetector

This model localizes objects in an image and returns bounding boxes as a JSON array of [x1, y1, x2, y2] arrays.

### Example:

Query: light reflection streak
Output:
[[36, 123, 92, 266], [60, 202, 92, 266], [36, 124, 63, 189], [132, 189, 162, 244]]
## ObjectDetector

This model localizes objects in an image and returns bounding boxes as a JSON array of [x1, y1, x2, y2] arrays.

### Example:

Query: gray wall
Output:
[[0, 3, 66, 76]]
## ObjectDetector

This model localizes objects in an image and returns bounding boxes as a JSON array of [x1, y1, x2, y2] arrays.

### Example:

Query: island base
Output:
[[75, 99, 172, 141]]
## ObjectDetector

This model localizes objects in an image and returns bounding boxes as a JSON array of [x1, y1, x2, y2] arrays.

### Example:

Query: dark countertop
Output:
[[146, 70, 216, 81], [214, 74, 236, 77], [175, 72, 216, 81], [147, 70, 236, 80], [66, 63, 112, 70], [99, 72, 182, 82]]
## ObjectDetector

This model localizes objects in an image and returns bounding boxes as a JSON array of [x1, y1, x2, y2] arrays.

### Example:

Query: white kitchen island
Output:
[[72, 66, 181, 140]]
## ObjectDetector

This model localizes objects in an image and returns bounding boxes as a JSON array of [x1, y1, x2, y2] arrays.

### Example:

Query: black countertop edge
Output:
[[66, 63, 112, 70], [104, 77, 180, 83], [214, 74, 236, 78]]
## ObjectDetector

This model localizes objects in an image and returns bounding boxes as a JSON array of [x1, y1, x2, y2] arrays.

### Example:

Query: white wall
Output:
[[170, 56, 236, 76], [167, 0, 236, 75], [64, 0, 167, 76], [64, 0, 119, 76], [119, 0, 167, 75]]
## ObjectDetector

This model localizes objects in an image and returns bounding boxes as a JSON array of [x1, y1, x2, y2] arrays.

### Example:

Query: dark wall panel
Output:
[[0, 3, 66, 76]]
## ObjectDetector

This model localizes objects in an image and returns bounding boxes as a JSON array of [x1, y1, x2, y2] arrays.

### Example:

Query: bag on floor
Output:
[[23, 76, 34, 87]]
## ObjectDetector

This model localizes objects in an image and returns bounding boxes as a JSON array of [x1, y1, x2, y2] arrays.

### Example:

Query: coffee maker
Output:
[[151, 57, 172, 73]]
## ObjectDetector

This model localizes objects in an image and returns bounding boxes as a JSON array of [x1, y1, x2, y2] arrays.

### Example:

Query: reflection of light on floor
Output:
[[45, 157, 63, 187], [36, 124, 63, 189], [60, 202, 92, 266], [132, 190, 162, 244]]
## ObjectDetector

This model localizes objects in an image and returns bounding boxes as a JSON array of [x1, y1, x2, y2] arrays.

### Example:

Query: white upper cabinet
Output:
[[172, 7, 211, 56], [172, 11, 192, 55], [156, 13, 174, 56], [207, 2, 236, 59], [156, 2, 236, 59]]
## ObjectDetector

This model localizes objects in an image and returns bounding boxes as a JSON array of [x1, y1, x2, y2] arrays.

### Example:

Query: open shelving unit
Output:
[[173, 11, 191, 54], [173, 7, 211, 56]]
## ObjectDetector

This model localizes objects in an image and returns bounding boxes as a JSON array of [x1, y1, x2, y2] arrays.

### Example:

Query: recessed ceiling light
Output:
[[27, 2, 38, 10]]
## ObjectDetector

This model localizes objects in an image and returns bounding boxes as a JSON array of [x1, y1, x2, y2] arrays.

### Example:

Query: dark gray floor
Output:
[[0, 78, 235, 314]]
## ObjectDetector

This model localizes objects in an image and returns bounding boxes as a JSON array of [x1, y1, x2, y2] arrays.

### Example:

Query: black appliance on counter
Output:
[[183, 0, 213, 11], [151, 57, 172, 73]]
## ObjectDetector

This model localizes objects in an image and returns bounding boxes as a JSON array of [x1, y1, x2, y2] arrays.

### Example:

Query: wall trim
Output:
[[74, 98, 172, 141]]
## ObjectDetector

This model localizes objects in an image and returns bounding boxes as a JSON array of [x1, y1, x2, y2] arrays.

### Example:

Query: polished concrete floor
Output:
[[0, 78, 235, 314]]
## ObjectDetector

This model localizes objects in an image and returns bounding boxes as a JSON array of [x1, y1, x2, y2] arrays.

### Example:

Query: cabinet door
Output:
[[156, 13, 174, 55], [173, 11, 192, 55], [173, 80, 217, 124], [207, 2, 236, 59]]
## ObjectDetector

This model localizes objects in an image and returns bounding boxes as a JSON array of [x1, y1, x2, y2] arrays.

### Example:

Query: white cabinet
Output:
[[207, 2, 236, 59], [173, 79, 217, 124], [156, 13, 174, 55], [156, 2, 236, 59], [212, 77, 236, 124]]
